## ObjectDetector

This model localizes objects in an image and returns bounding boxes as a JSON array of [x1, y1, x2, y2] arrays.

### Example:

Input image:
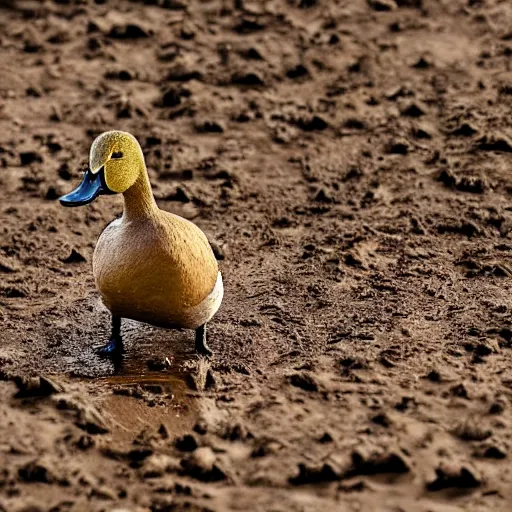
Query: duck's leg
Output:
[[195, 323, 213, 356], [97, 315, 124, 357]]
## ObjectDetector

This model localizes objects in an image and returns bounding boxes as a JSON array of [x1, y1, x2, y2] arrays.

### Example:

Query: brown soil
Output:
[[1, 0, 512, 510]]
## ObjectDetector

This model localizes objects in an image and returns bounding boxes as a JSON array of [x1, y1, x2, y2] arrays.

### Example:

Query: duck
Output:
[[59, 130, 223, 357]]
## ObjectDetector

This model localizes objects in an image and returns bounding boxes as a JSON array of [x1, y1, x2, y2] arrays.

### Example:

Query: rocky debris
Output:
[[180, 447, 228, 482], [221, 421, 252, 441], [367, 0, 397, 11], [0, 284, 28, 298], [14, 376, 65, 398], [231, 71, 265, 87], [53, 395, 109, 434], [18, 459, 67, 485], [436, 220, 481, 238], [61, 248, 87, 264], [385, 139, 410, 155], [451, 122, 479, 137], [289, 461, 341, 484], [142, 454, 180, 478], [297, 115, 329, 131], [318, 431, 334, 443], [107, 22, 151, 39], [194, 119, 225, 133], [19, 150, 42, 166], [0, 255, 20, 273], [286, 64, 310, 80], [436, 168, 489, 194], [426, 464, 481, 491], [209, 241, 226, 260], [452, 419, 492, 442], [474, 133, 512, 153], [449, 382, 469, 399], [158, 85, 191, 108], [345, 449, 411, 477], [1, 1, 512, 510], [175, 434, 199, 452], [473, 442, 507, 459], [489, 399, 507, 415], [287, 371, 319, 392], [400, 102, 426, 117], [456, 259, 512, 278]]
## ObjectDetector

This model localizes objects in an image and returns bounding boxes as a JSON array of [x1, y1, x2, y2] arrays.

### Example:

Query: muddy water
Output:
[[99, 376, 197, 449], [74, 318, 202, 448]]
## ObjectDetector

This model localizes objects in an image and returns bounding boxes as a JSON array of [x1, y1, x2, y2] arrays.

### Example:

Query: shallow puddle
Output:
[[78, 320, 202, 447], [98, 377, 197, 448]]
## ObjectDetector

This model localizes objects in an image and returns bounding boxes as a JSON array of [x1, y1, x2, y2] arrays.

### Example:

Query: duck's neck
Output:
[[122, 165, 158, 222]]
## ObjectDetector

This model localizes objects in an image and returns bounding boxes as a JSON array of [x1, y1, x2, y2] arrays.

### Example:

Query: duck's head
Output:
[[59, 130, 145, 207]]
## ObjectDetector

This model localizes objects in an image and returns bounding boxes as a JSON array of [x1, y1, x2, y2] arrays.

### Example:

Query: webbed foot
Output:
[[97, 336, 124, 357], [97, 315, 123, 358]]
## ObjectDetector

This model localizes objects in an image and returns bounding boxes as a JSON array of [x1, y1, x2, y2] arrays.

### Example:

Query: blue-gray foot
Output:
[[97, 316, 123, 358]]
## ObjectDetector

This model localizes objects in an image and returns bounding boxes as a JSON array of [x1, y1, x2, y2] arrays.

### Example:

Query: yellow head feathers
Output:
[[90, 130, 145, 194]]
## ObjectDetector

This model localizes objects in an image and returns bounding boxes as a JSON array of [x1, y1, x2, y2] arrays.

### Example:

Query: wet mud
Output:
[[1, 0, 512, 510]]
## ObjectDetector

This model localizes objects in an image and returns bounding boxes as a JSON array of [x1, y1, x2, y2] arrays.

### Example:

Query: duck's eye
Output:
[[111, 151, 123, 159]]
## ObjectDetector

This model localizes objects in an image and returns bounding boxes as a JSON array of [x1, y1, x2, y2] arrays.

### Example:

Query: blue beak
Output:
[[59, 168, 112, 207]]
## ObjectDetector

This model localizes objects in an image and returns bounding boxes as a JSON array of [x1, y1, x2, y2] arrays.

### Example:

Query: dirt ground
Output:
[[1, 0, 512, 510]]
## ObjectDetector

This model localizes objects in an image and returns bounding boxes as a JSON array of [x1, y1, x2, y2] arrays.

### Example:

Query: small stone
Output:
[[401, 102, 426, 117], [0, 256, 20, 273], [426, 464, 481, 491], [386, 139, 410, 155], [411, 55, 432, 68], [286, 64, 310, 79], [58, 163, 72, 180], [450, 383, 469, 399], [76, 405, 109, 435], [289, 462, 341, 485], [128, 448, 153, 462], [209, 241, 226, 261], [371, 412, 393, 427], [452, 419, 492, 441], [287, 372, 319, 392], [20, 151, 42, 166], [180, 447, 227, 482], [367, 0, 397, 10], [348, 449, 411, 476], [143, 454, 180, 478], [475, 133, 512, 153], [91, 485, 117, 500], [61, 249, 86, 264], [221, 422, 251, 441], [165, 186, 193, 203], [231, 71, 265, 86], [175, 434, 199, 452], [45, 184, 64, 200], [75, 435, 95, 451], [489, 400, 506, 415], [298, 115, 329, 131], [108, 23, 151, 39], [482, 445, 507, 459], [194, 119, 225, 133], [18, 460, 60, 484], [452, 122, 478, 137], [14, 376, 65, 398], [158, 424, 170, 439], [313, 187, 334, 203], [193, 420, 208, 435], [318, 432, 334, 443]]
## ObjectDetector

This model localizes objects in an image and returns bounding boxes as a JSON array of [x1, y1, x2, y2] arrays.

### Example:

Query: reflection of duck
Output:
[[59, 130, 223, 357]]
